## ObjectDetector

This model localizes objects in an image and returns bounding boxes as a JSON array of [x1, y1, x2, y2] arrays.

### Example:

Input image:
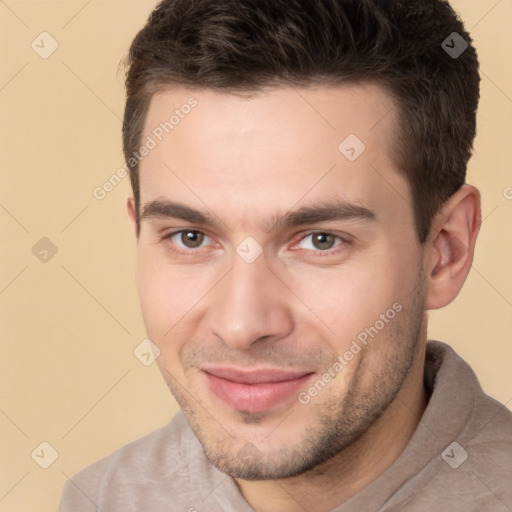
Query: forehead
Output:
[[142, 83, 396, 157], [138, 83, 409, 231]]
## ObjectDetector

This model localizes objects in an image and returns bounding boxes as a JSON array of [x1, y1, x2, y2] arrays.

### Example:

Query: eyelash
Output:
[[161, 229, 351, 258]]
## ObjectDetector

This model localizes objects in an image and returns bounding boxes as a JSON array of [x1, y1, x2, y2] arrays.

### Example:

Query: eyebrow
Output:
[[140, 199, 376, 232]]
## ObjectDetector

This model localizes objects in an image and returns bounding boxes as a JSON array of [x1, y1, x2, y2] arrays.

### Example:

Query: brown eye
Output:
[[163, 229, 215, 255], [294, 232, 346, 255], [180, 230, 205, 248], [311, 233, 337, 250]]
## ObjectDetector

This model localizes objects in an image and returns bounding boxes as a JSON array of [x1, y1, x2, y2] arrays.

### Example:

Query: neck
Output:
[[235, 342, 429, 512]]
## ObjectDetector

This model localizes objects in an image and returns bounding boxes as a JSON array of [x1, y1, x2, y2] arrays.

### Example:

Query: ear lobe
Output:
[[430, 228, 469, 277], [430, 232, 452, 276], [127, 197, 138, 236], [424, 185, 481, 310]]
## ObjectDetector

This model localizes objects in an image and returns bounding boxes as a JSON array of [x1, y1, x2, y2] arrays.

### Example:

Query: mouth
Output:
[[201, 366, 316, 413]]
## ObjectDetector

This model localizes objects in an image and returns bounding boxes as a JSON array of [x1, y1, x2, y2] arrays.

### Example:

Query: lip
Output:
[[201, 367, 315, 413]]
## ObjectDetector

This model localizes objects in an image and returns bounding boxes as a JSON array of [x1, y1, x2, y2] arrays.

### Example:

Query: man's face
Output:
[[131, 84, 427, 479]]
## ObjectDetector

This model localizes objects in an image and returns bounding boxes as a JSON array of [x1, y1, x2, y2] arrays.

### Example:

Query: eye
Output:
[[164, 230, 211, 251], [296, 232, 345, 252]]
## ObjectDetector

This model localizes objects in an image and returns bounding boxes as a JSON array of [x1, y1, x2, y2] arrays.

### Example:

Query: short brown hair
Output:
[[123, 0, 480, 243]]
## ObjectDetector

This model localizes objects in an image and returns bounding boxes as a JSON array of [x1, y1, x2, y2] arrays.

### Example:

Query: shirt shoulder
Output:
[[386, 342, 512, 512], [58, 411, 200, 511], [395, 404, 512, 512], [461, 393, 512, 508]]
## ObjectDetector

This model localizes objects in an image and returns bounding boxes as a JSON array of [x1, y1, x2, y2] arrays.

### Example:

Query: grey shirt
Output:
[[59, 341, 512, 511]]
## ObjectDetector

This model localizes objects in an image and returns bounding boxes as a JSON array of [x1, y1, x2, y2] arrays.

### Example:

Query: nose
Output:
[[208, 254, 294, 351]]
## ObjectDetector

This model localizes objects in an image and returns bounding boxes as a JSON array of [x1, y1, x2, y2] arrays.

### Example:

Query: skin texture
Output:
[[127, 84, 480, 512]]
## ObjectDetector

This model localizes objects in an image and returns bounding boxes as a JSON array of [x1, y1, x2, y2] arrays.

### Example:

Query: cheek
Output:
[[135, 264, 196, 374], [283, 256, 409, 348], [135, 254, 190, 334], [290, 265, 398, 328], [135, 249, 222, 342]]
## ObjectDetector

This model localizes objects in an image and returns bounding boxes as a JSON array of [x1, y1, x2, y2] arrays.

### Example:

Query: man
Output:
[[59, 0, 512, 510]]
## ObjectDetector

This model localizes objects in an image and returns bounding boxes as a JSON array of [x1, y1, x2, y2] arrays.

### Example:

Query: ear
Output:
[[127, 197, 138, 237], [423, 185, 481, 310]]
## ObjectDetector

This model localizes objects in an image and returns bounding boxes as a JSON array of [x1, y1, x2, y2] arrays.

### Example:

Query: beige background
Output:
[[0, 1, 511, 510]]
